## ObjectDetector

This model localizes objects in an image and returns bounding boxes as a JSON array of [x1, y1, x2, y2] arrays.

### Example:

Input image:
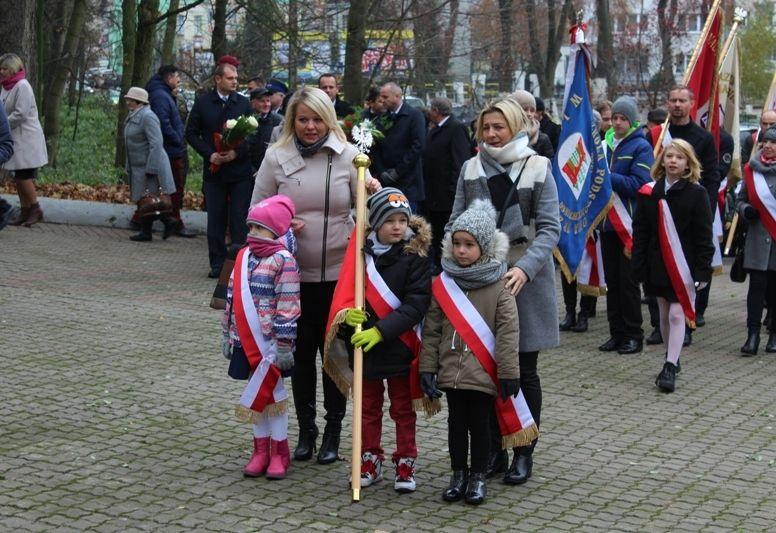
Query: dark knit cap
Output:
[[367, 187, 412, 229], [612, 95, 639, 125], [764, 127, 776, 142]]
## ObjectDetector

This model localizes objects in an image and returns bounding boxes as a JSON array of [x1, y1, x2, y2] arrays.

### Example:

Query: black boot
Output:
[[683, 330, 692, 347], [741, 327, 760, 356], [655, 362, 677, 392], [559, 310, 576, 331], [293, 422, 318, 461], [570, 312, 588, 333], [484, 449, 507, 479], [161, 215, 176, 240], [442, 470, 468, 502], [503, 449, 533, 485], [766, 333, 776, 353], [646, 328, 663, 345], [316, 424, 341, 464], [130, 219, 153, 241], [464, 472, 487, 505]]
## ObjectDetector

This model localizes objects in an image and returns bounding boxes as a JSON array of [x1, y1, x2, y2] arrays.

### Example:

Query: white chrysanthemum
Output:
[[225, 119, 238, 129], [246, 116, 258, 128]]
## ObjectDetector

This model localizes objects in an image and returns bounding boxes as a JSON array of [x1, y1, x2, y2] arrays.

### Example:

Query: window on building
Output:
[[688, 14, 701, 32], [614, 14, 627, 33], [674, 53, 687, 77], [194, 15, 204, 35]]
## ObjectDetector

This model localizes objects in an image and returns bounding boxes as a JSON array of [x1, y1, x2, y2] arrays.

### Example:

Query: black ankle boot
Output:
[[484, 449, 507, 478], [442, 470, 468, 502], [503, 450, 533, 485], [741, 327, 760, 356], [129, 220, 153, 241], [766, 333, 776, 353], [293, 424, 318, 461], [646, 328, 663, 345], [464, 472, 486, 505], [316, 425, 341, 464], [161, 215, 176, 240], [559, 310, 576, 331], [655, 361, 677, 392], [570, 313, 588, 332]]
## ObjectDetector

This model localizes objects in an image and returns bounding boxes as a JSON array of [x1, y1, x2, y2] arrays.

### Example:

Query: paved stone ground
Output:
[[1, 223, 775, 532]]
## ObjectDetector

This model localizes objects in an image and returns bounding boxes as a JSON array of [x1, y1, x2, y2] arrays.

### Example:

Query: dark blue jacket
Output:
[[185, 89, 252, 183], [0, 105, 13, 165], [603, 126, 654, 232], [371, 102, 426, 203], [145, 75, 185, 158]]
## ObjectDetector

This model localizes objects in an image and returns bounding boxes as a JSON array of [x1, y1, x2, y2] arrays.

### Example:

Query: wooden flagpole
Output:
[[717, 9, 746, 70], [765, 72, 776, 111], [654, 0, 722, 155], [350, 152, 370, 502]]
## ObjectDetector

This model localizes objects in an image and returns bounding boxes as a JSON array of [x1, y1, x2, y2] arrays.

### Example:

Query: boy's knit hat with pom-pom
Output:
[[449, 199, 500, 256], [246, 194, 295, 237]]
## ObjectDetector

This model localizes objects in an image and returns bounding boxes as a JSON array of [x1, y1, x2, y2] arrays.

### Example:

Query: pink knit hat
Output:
[[246, 195, 295, 237]]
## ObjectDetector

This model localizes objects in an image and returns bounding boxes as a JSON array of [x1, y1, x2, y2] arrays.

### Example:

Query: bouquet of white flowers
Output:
[[211, 115, 259, 172]]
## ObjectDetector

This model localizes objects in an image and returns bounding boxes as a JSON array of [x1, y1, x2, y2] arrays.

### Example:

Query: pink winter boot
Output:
[[244, 437, 270, 477], [266, 439, 290, 479]]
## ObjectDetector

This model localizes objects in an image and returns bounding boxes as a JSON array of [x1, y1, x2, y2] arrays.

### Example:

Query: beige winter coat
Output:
[[0, 79, 47, 171], [251, 134, 371, 282], [419, 233, 519, 396]]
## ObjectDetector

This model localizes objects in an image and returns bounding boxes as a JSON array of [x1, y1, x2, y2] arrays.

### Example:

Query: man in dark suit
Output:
[[375, 82, 426, 211], [185, 62, 253, 278], [423, 97, 471, 272], [318, 73, 354, 118]]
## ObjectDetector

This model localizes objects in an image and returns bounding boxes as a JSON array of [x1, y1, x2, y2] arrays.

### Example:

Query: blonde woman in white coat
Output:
[[0, 53, 48, 226]]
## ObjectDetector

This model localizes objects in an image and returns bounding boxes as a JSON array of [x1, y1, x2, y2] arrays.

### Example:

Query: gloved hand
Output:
[[744, 205, 759, 220], [344, 308, 368, 327], [222, 334, 232, 360], [499, 378, 520, 400], [350, 327, 383, 352], [380, 169, 399, 186], [420, 372, 443, 400], [275, 349, 295, 371], [694, 281, 709, 291]]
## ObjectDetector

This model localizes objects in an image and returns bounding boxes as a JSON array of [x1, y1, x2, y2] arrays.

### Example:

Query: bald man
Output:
[[742, 109, 776, 169]]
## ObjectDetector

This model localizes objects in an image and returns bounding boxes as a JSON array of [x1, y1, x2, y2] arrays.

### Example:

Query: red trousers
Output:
[[362, 375, 417, 461]]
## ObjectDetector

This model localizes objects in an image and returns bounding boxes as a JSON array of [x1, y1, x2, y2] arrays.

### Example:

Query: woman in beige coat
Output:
[[251, 87, 380, 465], [0, 53, 48, 226]]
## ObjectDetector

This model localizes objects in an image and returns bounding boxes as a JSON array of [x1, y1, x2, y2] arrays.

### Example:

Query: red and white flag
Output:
[[232, 247, 287, 421], [432, 273, 539, 449], [607, 193, 634, 256], [743, 165, 776, 241], [576, 235, 606, 296], [686, 3, 723, 147]]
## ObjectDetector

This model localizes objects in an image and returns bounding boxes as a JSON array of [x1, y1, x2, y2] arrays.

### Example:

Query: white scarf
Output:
[[479, 132, 534, 166]]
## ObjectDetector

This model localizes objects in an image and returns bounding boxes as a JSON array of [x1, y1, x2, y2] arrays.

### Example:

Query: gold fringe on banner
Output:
[[577, 283, 607, 297], [555, 196, 614, 284], [234, 399, 287, 423], [412, 396, 443, 418], [501, 423, 540, 450], [322, 309, 355, 397]]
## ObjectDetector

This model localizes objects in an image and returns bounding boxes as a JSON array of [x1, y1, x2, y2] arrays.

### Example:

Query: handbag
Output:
[[137, 186, 172, 219], [730, 250, 747, 283]]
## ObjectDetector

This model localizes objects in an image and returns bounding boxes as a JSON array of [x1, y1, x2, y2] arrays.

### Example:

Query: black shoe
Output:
[[683, 330, 692, 347], [208, 266, 222, 279], [646, 328, 663, 345], [655, 362, 677, 392], [741, 328, 760, 356], [695, 315, 705, 327], [174, 226, 198, 238], [293, 425, 318, 461], [442, 470, 468, 502], [161, 218, 176, 240], [484, 449, 507, 479], [559, 311, 576, 331], [316, 427, 341, 464], [617, 339, 643, 354], [570, 313, 588, 333], [598, 337, 621, 352], [503, 453, 533, 485], [129, 231, 152, 242], [766, 333, 776, 353], [587, 309, 597, 319], [464, 472, 486, 505]]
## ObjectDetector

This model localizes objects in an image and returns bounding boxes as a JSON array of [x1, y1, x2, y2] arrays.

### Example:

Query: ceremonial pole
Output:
[[654, 0, 722, 154], [350, 152, 370, 502], [718, 8, 746, 69]]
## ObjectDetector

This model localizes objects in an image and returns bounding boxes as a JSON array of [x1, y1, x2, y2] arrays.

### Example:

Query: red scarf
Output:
[[246, 234, 286, 257], [1, 70, 26, 91], [760, 153, 776, 165]]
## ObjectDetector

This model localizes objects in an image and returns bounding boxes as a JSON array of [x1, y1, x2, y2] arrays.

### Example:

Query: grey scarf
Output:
[[367, 228, 414, 257], [441, 257, 507, 290], [294, 134, 329, 157]]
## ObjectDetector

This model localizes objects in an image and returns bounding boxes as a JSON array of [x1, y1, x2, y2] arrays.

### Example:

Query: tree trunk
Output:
[[439, 0, 459, 76], [41, 0, 73, 109], [211, 0, 227, 62], [67, 39, 85, 108], [497, 0, 515, 92], [287, 0, 299, 89], [652, 0, 677, 106], [594, 0, 616, 98], [0, 0, 39, 94], [132, 0, 160, 86], [343, 0, 369, 103], [413, 1, 443, 98], [160, 0, 180, 66], [43, 0, 87, 167], [114, 0, 137, 169]]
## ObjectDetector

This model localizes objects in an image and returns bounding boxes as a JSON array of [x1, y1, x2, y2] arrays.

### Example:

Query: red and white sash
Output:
[[743, 165, 776, 241], [232, 247, 287, 421], [364, 255, 437, 414], [710, 178, 727, 273], [576, 235, 606, 296], [432, 273, 539, 449], [607, 193, 634, 256], [657, 199, 697, 327]]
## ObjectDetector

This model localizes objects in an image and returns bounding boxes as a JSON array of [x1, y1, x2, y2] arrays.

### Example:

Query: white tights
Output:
[[252, 412, 288, 441], [657, 297, 685, 365]]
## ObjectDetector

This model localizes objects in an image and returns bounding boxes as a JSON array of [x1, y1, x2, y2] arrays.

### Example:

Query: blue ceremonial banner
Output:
[[551, 47, 612, 281]]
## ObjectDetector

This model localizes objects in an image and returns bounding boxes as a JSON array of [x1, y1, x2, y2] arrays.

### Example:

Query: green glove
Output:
[[344, 308, 368, 327], [351, 327, 383, 352]]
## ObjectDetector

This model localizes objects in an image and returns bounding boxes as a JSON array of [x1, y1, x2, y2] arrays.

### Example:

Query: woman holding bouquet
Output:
[[123, 87, 177, 242], [251, 87, 381, 465]]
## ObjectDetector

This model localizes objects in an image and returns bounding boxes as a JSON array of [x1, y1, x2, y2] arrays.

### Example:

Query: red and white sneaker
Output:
[[360, 452, 383, 487], [394, 457, 416, 493]]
